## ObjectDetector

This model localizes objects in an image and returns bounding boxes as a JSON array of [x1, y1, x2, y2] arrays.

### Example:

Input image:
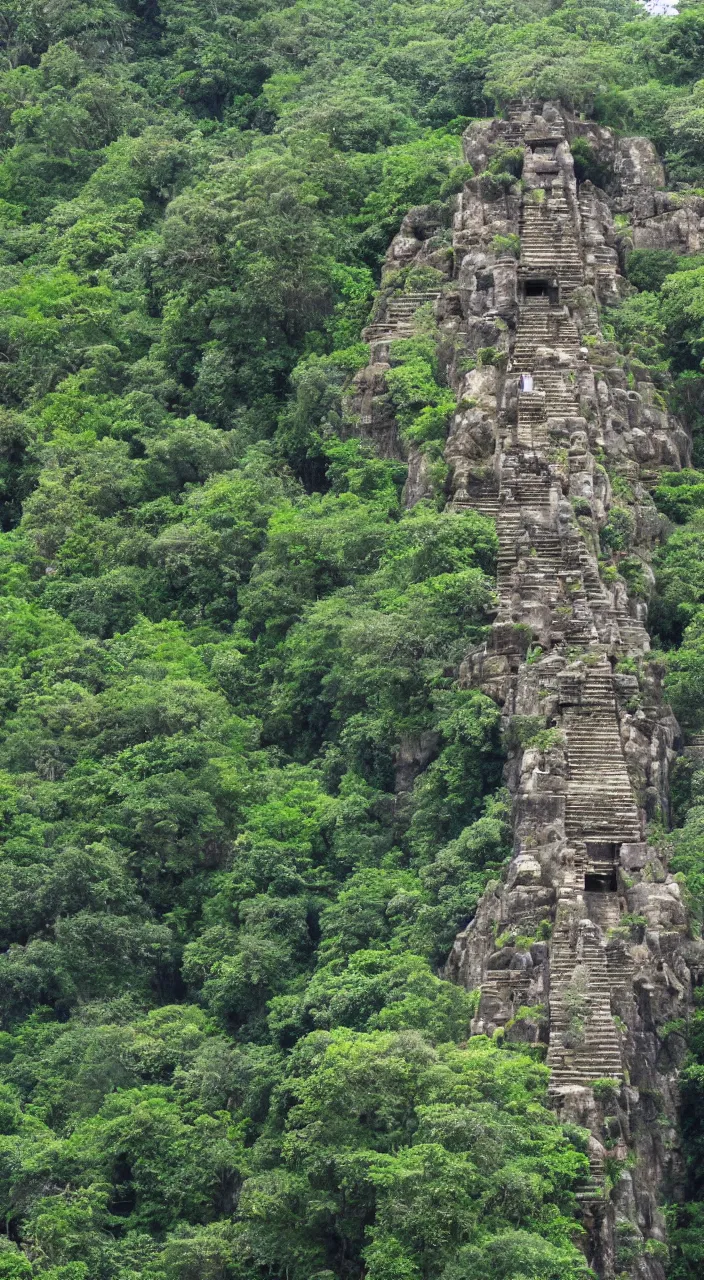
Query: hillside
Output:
[[1, 3, 704, 1279]]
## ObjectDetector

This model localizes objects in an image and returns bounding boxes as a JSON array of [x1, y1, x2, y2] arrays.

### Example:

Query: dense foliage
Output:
[[3, 1, 704, 1277], [614, 246, 704, 1277]]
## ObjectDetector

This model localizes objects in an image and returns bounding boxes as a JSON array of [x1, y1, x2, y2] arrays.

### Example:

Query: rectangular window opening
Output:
[[525, 279, 550, 296]]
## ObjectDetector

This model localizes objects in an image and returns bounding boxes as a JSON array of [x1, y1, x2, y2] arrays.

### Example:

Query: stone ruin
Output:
[[352, 100, 704, 1278]]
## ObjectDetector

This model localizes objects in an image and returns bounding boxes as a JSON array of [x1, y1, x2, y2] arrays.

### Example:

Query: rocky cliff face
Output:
[[355, 101, 704, 1279]]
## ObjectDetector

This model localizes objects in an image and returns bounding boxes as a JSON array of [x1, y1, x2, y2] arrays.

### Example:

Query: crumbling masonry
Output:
[[354, 102, 704, 1278]]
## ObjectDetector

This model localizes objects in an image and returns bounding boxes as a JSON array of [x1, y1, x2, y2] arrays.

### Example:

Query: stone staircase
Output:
[[575, 1151, 608, 1207], [363, 292, 441, 341], [520, 204, 560, 275], [519, 194, 584, 299], [532, 527, 564, 571], [534, 369, 579, 418], [564, 665, 641, 844], [584, 891, 621, 933], [513, 472, 554, 512], [496, 507, 524, 597], [517, 392, 548, 448], [512, 297, 551, 369], [547, 191, 585, 296], [513, 306, 580, 370], [479, 968, 534, 1024], [581, 551, 607, 604], [606, 939, 635, 992], [452, 489, 500, 519], [500, 104, 529, 147], [616, 615, 651, 654], [547, 917, 624, 1089]]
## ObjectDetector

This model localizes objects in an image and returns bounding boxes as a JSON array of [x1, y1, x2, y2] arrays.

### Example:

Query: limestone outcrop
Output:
[[356, 99, 704, 1280]]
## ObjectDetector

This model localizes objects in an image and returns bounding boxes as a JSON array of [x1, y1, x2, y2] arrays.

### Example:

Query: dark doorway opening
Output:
[[522, 277, 560, 305], [585, 871, 618, 893]]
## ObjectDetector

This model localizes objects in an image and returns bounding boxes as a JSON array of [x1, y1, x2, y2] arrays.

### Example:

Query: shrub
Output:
[[487, 147, 525, 178], [491, 233, 521, 258], [439, 163, 475, 197], [626, 249, 680, 293]]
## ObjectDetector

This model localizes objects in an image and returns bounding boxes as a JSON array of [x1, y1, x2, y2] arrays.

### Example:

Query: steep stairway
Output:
[[520, 204, 559, 274], [512, 297, 550, 368], [547, 917, 624, 1089], [496, 507, 524, 599], [452, 489, 500, 519], [519, 192, 584, 299], [517, 391, 548, 448], [564, 665, 641, 844], [363, 292, 441, 341], [514, 313, 580, 369], [534, 369, 579, 418], [584, 891, 621, 932], [575, 1151, 607, 1207]]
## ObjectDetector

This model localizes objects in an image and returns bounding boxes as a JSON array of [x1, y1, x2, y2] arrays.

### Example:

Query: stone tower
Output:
[[354, 101, 704, 1278]]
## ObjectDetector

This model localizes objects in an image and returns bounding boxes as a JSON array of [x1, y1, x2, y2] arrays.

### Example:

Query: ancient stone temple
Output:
[[354, 101, 704, 1278]]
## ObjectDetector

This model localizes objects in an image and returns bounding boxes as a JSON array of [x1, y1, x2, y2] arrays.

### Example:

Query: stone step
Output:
[[567, 728, 625, 738], [551, 1012, 620, 1025], [551, 1015, 619, 1024], [551, 963, 613, 975], [551, 1077, 622, 1090], [551, 1047, 622, 1059], [550, 1023, 621, 1036], [549, 1048, 623, 1062], [550, 1020, 620, 1033], [550, 1060, 624, 1074], [552, 1018, 624, 1029], [568, 755, 632, 768], [551, 964, 614, 975], [567, 794, 636, 806], [566, 794, 637, 806], [568, 778, 634, 788], [568, 703, 618, 714], [566, 816, 638, 827], [550, 1062, 624, 1074], [551, 1001, 618, 1010], [452, 498, 500, 519], [550, 1004, 619, 1017], [364, 325, 416, 340], [549, 1038, 622, 1054], [567, 748, 629, 759]]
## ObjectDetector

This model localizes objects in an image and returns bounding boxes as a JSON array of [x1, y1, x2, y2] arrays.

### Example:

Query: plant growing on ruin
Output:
[[491, 233, 521, 259], [600, 504, 636, 553], [476, 345, 503, 366], [592, 1077, 622, 1104], [487, 147, 525, 178], [439, 163, 475, 197]]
